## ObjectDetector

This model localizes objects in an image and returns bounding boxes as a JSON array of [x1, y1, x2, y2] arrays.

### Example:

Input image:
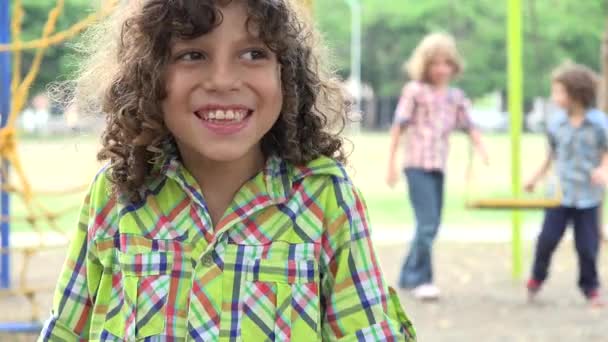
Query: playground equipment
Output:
[[464, 145, 562, 211], [0, 0, 118, 333], [466, 192, 561, 210]]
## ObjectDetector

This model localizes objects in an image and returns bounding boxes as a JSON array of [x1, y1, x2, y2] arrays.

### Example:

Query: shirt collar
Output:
[[157, 151, 348, 205], [554, 108, 596, 128]]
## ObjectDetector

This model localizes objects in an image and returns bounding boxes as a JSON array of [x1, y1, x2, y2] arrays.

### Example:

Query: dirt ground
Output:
[[381, 242, 608, 342], [1, 241, 607, 341]]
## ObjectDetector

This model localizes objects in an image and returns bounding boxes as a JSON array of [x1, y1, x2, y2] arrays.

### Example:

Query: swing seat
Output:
[[464, 144, 562, 210], [466, 197, 561, 210]]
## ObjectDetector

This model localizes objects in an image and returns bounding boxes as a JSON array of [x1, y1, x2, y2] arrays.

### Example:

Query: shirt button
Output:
[[202, 255, 214, 267]]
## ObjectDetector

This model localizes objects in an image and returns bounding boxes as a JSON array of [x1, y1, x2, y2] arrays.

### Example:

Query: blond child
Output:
[[386, 33, 488, 300]]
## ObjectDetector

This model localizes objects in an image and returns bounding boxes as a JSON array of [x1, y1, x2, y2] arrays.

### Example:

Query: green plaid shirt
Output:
[[39, 155, 416, 341]]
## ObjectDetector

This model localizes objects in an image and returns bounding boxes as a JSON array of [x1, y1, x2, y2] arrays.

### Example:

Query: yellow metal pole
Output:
[[507, 0, 523, 279], [302, 0, 313, 10]]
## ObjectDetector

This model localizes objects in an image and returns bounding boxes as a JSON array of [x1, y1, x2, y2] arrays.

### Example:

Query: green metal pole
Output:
[[507, 0, 523, 279]]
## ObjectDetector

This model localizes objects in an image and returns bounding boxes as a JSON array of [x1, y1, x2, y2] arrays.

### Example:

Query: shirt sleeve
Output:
[[38, 178, 104, 341], [393, 83, 417, 128], [546, 120, 558, 157], [320, 178, 416, 341], [597, 116, 608, 153], [455, 91, 474, 132]]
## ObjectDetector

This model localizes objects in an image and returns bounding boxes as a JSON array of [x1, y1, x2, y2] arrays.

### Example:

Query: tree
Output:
[[315, 0, 606, 104], [10, 0, 95, 99], [601, 18, 608, 111], [11, 0, 608, 106]]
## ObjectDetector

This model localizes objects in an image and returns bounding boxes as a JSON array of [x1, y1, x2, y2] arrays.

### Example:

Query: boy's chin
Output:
[[195, 145, 263, 165]]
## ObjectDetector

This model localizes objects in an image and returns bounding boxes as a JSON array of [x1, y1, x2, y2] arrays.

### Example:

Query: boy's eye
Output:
[[176, 51, 205, 61], [241, 49, 269, 61]]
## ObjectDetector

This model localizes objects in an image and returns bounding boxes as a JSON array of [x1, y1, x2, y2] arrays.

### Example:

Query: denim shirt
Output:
[[548, 108, 608, 208]]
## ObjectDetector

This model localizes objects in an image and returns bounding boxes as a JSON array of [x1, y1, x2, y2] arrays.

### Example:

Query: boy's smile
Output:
[[194, 104, 253, 135]]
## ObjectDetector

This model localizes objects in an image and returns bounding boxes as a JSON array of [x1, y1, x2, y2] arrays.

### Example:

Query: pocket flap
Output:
[[118, 251, 173, 276], [245, 259, 318, 284]]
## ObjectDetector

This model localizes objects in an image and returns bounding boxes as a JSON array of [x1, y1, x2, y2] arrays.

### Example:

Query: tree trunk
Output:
[[601, 18, 608, 112], [600, 17, 608, 243]]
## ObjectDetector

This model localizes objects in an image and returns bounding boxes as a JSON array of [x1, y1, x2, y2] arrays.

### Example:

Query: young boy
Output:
[[525, 62, 608, 307]]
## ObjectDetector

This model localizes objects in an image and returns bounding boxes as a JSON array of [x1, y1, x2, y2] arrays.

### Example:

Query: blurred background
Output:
[[1, 0, 608, 341]]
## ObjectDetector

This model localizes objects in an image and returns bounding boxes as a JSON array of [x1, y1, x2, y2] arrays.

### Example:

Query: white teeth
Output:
[[201, 109, 248, 121]]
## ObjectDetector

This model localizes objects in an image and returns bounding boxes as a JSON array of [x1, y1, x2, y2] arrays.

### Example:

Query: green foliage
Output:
[[6, 0, 607, 105], [315, 0, 607, 102], [9, 0, 96, 98]]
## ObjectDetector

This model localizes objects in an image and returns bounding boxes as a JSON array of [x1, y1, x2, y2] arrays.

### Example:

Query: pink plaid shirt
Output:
[[393, 81, 473, 171]]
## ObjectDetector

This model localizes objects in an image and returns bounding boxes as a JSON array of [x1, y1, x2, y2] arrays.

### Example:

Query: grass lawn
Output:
[[9, 133, 101, 233], [7, 131, 595, 233], [347, 131, 552, 229]]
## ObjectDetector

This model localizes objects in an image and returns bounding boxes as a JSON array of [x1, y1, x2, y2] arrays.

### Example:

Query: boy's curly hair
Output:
[[552, 62, 599, 109], [72, 0, 348, 202]]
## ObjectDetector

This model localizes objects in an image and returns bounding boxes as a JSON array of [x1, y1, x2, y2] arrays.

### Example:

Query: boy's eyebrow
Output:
[[168, 36, 198, 50], [169, 33, 266, 50], [232, 32, 266, 46]]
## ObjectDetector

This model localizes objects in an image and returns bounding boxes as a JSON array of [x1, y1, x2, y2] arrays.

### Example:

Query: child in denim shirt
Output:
[[525, 63, 608, 307]]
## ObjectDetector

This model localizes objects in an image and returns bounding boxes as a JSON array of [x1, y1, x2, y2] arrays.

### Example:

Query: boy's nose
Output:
[[202, 61, 241, 93]]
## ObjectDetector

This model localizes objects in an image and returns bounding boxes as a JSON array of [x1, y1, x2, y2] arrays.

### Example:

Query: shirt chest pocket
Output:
[[579, 129, 601, 160], [102, 251, 173, 340], [223, 242, 321, 342]]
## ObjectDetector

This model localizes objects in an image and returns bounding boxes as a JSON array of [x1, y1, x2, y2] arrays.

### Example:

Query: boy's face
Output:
[[551, 81, 571, 110], [162, 1, 282, 168], [427, 53, 454, 86]]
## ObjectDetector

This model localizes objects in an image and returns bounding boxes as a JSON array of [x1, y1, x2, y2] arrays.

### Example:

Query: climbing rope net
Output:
[[0, 0, 118, 325]]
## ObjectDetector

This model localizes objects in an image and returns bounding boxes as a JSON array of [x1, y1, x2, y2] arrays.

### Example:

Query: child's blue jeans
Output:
[[398, 168, 444, 289]]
